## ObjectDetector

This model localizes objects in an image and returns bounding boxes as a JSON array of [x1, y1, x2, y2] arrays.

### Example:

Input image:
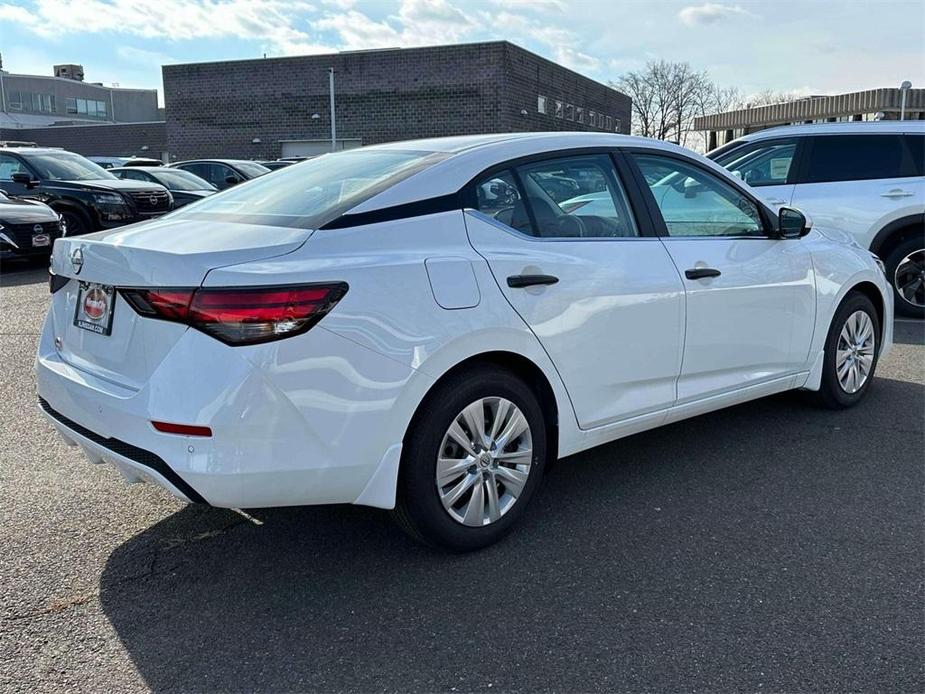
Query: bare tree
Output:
[[613, 60, 733, 150], [746, 89, 805, 107]]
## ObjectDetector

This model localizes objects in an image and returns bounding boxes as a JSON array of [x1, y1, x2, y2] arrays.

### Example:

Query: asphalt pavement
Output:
[[1, 259, 923, 693]]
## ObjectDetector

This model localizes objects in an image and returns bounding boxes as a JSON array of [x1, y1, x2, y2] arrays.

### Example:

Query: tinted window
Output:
[[115, 169, 147, 181], [904, 135, 924, 176], [150, 169, 216, 191], [475, 171, 534, 235], [166, 149, 447, 229], [234, 161, 271, 178], [634, 153, 764, 238], [804, 135, 908, 183], [713, 139, 797, 187], [177, 163, 208, 180]]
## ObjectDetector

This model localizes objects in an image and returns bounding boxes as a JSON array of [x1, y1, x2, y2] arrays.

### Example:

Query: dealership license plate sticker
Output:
[[74, 282, 115, 335], [32, 234, 50, 247]]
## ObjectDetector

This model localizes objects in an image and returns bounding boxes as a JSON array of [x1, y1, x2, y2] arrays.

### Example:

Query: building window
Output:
[[537, 95, 547, 114], [8, 91, 22, 110], [605, 115, 613, 131], [565, 104, 574, 121], [589, 111, 596, 127], [614, 118, 621, 132], [577, 107, 584, 124], [66, 97, 77, 114], [554, 100, 564, 119]]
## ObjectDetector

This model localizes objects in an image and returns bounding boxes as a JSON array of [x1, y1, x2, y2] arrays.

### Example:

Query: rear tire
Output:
[[811, 292, 881, 409], [883, 236, 925, 319], [392, 365, 547, 552]]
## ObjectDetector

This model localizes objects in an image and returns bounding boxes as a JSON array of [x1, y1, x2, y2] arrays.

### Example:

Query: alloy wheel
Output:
[[435, 397, 533, 527], [894, 249, 925, 309], [835, 310, 876, 394]]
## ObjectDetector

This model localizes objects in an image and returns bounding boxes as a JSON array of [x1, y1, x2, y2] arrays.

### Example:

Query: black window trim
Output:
[[622, 146, 779, 240]]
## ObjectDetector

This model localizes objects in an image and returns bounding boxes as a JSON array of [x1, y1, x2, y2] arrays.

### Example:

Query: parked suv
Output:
[[0, 190, 64, 260], [709, 121, 925, 317], [0, 148, 173, 236]]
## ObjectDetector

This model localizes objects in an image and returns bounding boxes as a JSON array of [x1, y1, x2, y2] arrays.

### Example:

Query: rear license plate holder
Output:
[[74, 282, 116, 336]]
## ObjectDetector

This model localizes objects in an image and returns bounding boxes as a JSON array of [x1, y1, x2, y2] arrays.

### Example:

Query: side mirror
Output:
[[11, 172, 36, 188], [777, 206, 811, 239]]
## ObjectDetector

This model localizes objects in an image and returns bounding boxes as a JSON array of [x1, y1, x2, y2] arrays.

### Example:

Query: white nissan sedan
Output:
[[37, 133, 892, 551]]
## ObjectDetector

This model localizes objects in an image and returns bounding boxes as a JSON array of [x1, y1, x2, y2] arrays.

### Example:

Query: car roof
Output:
[[347, 131, 720, 214], [110, 166, 164, 172], [730, 120, 925, 142], [171, 159, 263, 166], [0, 147, 71, 155]]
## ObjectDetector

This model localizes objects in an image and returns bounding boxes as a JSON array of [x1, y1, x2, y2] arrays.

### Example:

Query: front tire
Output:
[[58, 210, 90, 237], [884, 236, 925, 319], [393, 365, 548, 551], [813, 292, 881, 409]]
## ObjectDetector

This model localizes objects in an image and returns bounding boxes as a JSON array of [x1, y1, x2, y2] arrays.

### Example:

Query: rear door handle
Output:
[[881, 189, 914, 198], [507, 274, 559, 288], [685, 268, 721, 280]]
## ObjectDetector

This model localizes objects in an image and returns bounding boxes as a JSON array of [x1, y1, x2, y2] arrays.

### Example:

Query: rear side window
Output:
[[167, 149, 447, 228], [803, 135, 909, 183], [903, 135, 924, 176], [475, 154, 638, 238]]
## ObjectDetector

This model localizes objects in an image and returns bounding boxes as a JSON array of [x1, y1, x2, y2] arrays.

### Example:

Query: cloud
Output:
[[116, 46, 177, 66], [0, 0, 332, 55], [678, 3, 755, 26]]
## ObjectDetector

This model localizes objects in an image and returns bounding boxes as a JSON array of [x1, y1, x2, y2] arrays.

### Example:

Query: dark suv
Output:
[[0, 148, 173, 236]]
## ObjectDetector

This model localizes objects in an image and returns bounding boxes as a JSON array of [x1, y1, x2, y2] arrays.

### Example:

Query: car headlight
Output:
[[92, 192, 128, 205]]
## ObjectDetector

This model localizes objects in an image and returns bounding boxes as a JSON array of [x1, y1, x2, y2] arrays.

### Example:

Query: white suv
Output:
[[710, 121, 924, 317]]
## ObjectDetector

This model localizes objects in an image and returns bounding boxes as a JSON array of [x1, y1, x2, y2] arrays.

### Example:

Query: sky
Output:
[[0, 0, 923, 106]]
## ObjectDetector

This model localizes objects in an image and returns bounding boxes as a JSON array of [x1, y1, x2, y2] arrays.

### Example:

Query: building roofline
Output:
[[0, 72, 158, 94], [695, 87, 925, 131]]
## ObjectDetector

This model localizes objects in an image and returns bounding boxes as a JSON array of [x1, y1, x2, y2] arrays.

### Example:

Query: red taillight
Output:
[[152, 421, 212, 437], [121, 283, 347, 345]]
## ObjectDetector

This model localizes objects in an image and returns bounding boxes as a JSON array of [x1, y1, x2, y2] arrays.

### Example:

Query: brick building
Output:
[[163, 41, 631, 160]]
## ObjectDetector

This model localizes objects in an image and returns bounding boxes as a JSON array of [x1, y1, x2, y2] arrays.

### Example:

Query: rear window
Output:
[[166, 149, 447, 228], [803, 135, 909, 183]]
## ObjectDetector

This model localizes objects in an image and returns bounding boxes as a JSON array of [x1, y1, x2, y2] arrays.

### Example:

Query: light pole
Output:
[[329, 68, 336, 152], [900, 80, 912, 120]]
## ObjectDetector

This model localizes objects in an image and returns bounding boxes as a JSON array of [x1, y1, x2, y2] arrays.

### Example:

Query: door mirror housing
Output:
[[777, 206, 811, 239], [10, 172, 36, 188]]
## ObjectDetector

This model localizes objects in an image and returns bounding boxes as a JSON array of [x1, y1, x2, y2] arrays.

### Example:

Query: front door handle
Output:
[[881, 189, 914, 199], [765, 198, 788, 205], [685, 267, 721, 280], [507, 274, 559, 288]]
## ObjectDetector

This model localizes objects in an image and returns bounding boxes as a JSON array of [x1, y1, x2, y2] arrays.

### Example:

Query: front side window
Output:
[[634, 153, 764, 238], [476, 154, 638, 239], [167, 149, 447, 229], [804, 135, 908, 183], [0, 154, 30, 181], [713, 139, 797, 187]]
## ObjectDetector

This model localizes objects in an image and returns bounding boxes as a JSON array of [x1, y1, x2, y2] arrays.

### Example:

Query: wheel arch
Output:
[[869, 214, 924, 258], [49, 200, 94, 231], [403, 350, 561, 462], [847, 281, 885, 339]]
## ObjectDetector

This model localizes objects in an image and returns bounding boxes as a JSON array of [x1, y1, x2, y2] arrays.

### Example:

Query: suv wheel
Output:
[[59, 210, 90, 237], [392, 365, 548, 552], [884, 236, 925, 319]]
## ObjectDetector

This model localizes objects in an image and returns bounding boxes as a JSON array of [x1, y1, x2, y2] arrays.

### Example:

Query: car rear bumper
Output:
[[35, 312, 429, 509]]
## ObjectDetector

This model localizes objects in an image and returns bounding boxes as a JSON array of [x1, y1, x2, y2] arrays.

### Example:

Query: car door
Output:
[[465, 151, 685, 430], [789, 133, 924, 248], [711, 137, 799, 210], [628, 150, 816, 406], [0, 153, 35, 197]]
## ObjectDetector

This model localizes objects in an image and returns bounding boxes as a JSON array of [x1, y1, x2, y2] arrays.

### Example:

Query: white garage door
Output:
[[280, 139, 363, 157]]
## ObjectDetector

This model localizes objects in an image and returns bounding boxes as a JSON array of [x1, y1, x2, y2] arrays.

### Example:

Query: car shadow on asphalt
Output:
[[98, 377, 924, 692], [893, 319, 924, 346]]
